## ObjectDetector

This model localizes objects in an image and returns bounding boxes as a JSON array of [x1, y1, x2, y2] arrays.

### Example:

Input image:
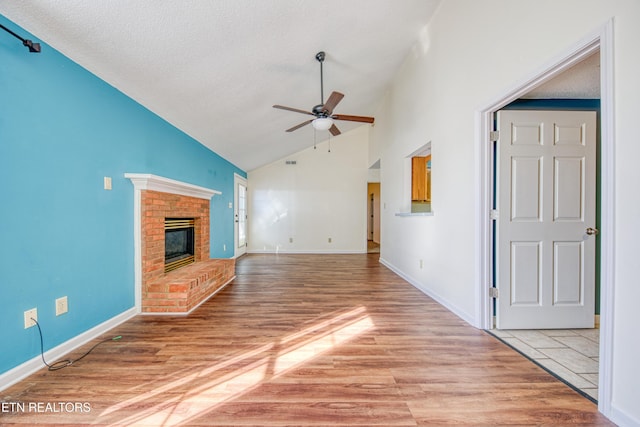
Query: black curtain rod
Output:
[[0, 23, 41, 53]]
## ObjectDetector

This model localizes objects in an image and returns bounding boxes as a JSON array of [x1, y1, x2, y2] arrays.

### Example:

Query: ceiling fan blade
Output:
[[273, 105, 315, 116], [332, 114, 375, 124], [286, 120, 313, 132], [322, 91, 344, 114], [329, 124, 341, 136]]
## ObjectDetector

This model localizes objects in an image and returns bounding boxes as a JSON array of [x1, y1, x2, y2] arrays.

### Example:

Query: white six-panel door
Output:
[[496, 110, 597, 329]]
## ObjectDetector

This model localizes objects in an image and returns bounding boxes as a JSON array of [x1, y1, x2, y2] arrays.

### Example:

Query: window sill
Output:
[[395, 211, 434, 217]]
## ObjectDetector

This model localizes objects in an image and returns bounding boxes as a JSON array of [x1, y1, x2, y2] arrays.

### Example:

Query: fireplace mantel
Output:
[[125, 173, 221, 199]]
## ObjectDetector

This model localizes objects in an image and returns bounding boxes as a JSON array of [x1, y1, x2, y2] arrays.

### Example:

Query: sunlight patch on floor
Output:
[[101, 306, 374, 426]]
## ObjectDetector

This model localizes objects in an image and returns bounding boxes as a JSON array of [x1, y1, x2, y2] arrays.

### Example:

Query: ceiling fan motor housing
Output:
[[312, 104, 330, 117]]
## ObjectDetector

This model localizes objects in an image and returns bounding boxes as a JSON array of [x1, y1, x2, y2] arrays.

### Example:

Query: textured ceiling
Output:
[[524, 51, 600, 99], [0, 0, 440, 171]]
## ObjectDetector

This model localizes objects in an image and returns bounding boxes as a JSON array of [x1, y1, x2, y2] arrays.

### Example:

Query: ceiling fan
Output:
[[273, 51, 375, 136]]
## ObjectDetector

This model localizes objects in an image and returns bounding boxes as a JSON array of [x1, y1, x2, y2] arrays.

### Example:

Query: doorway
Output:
[[367, 182, 380, 253], [234, 174, 247, 258], [476, 21, 615, 412], [491, 107, 600, 401]]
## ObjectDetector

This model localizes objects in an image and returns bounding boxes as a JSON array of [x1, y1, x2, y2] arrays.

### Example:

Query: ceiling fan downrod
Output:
[[316, 51, 325, 105]]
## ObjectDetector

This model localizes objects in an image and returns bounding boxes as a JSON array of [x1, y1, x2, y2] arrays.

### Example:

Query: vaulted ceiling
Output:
[[0, 1, 441, 171]]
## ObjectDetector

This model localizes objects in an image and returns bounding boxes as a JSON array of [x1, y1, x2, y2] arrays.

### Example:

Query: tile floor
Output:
[[490, 328, 600, 401]]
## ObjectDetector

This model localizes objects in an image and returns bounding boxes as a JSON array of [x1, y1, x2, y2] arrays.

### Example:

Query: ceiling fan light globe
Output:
[[312, 117, 333, 131]]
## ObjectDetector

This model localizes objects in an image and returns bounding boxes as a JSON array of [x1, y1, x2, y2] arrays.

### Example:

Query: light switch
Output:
[[104, 177, 112, 190]]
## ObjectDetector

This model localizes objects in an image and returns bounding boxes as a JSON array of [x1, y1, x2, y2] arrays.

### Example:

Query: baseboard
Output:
[[609, 406, 640, 427], [138, 275, 235, 316], [378, 256, 476, 327], [247, 249, 366, 254], [0, 307, 137, 392]]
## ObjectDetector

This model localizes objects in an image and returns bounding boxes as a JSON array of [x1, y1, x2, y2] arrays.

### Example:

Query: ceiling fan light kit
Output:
[[273, 51, 374, 137], [312, 117, 334, 131]]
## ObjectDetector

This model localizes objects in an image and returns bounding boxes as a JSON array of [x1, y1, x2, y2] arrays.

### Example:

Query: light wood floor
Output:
[[1, 254, 612, 426]]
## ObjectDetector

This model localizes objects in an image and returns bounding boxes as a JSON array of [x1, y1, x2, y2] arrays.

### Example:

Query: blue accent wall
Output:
[[0, 16, 245, 374]]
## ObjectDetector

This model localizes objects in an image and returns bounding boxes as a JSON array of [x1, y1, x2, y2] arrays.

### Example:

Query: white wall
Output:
[[371, 1, 640, 425], [248, 126, 369, 253]]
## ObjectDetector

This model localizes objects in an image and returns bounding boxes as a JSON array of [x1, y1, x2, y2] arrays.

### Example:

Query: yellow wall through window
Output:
[[411, 155, 431, 212]]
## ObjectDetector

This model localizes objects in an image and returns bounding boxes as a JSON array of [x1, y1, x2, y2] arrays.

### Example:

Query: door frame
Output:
[[474, 19, 615, 414], [233, 173, 248, 258], [367, 182, 381, 245], [368, 192, 374, 241]]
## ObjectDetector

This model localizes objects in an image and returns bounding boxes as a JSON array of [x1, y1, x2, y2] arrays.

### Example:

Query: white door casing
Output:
[[234, 174, 247, 258], [496, 110, 597, 329]]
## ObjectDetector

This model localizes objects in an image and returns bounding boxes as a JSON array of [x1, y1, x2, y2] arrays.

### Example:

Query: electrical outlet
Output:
[[223, 244, 227, 251], [103, 177, 112, 190], [328, 237, 332, 243], [56, 296, 68, 316], [24, 308, 37, 329], [289, 237, 293, 243]]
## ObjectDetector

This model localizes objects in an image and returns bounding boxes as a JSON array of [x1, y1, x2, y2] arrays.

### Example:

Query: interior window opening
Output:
[[410, 142, 431, 213]]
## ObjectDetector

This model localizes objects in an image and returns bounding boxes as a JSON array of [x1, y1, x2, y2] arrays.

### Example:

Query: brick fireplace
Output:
[[126, 174, 235, 314], [141, 190, 209, 282]]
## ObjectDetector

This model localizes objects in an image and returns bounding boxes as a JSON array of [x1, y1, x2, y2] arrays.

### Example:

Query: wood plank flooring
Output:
[[0, 254, 612, 426]]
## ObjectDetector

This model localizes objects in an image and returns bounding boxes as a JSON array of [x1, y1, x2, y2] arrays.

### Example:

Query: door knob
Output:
[[586, 227, 599, 236]]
